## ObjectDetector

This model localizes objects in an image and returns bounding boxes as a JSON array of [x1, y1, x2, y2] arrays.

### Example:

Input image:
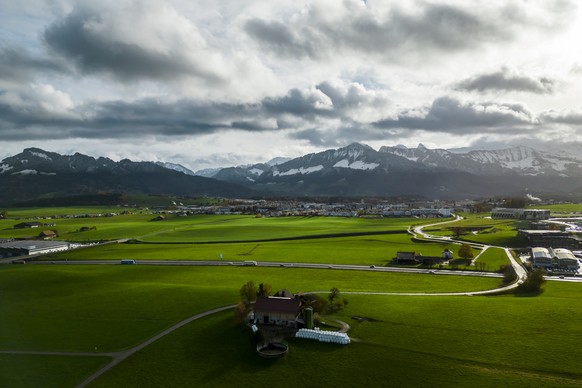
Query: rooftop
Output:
[[0, 240, 69, 250], [254, 296, 301, 315]]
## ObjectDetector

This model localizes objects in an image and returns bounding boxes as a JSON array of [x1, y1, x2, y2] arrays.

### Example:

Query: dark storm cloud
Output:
[[43, 7, 222, 83], [80, 99, 270, 137], [262, 88, 336, 118], [540, 110, 582, 125], [0, 47, 68, 82], [289, 124, 400, 147], [244, 2, 556, 60], [0, 101, 79, 140], [374, 96, 533, 133], [456, 69, 556, 94], [0, 95, 287, 140], [0, 86, 537, 145]]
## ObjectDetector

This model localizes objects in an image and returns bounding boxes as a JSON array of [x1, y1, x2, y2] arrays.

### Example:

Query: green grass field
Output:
[[2, 263, 581, 387], [423, 216, 528, 248], [2, 207, 579, 387], [50, 234, 460, 266], [0, 265, 503, 387], [475, 247, 509, 271], [0, 213, 431, 243], [528, 203, 582, 214], [90, 282, 582, 388], [20, 212, 508, 269], [0, 266, 500, 353]]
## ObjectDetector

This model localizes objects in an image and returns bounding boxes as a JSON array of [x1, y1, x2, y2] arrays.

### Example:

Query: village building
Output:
[[253, 295, 302, 328], [0, 240, 70, 257], [391, 251, 444, 266], [519, 230, 582, 250], [491, 208, 550, 220], [14, 221, 43, 229], [531, 247, 580, 270], [38, 230, 57, 240]]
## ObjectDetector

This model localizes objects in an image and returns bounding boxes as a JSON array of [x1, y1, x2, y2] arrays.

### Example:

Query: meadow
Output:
[[423, 215, 528, 248], [0, 213, 431, 242], [1, 206, 580, 387], [0, 208, 513, 269], [474, 247, 510, 271], [91, 283, 582, 388], [1, 264, 578, 387], [0, 265, 502, 387], [529, 203, 582, 214], [50, 234, 464, 266]]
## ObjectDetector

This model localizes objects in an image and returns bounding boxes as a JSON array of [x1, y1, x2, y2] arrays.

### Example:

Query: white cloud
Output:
[[2, 0, 582, 166]]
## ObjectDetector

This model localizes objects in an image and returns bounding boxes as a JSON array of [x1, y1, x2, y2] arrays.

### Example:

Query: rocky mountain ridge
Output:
[[3, 144, 582, 203], [0, 148, 251, 205]]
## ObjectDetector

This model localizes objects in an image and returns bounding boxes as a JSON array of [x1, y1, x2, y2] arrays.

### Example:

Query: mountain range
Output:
[[0, 148, 251, 206], [2, 144, 582, 205], [192, 143, 582, 199]]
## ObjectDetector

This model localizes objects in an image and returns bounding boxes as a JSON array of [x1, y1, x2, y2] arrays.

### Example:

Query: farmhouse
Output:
[[253, 295, 302, 328], [392, 251, 419, 265], [38, 230, 57, 240], [391, 251, 444, 266], [0, 240, 70, 257]]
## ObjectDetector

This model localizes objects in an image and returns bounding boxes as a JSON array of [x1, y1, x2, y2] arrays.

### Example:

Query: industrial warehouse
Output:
[[0, 240, 70, 258], [491, 208, 551, 220], [530, 247, 580, 274]]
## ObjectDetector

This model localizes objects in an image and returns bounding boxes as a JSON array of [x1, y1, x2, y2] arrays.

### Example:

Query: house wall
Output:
[[255, 311, 298, 327]]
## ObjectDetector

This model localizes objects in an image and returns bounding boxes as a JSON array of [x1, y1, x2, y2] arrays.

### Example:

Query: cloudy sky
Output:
[[2, 0, 582, 170]]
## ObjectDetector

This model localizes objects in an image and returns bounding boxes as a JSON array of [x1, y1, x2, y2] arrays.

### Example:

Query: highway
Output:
[[3, 214, 579, 388], [6, 214, 582, 286], [29, 259, 505, 279]]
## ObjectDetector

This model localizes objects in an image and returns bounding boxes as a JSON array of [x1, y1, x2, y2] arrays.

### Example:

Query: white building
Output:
[[492, 208, 550, 220], [0, 240, 70, 257], [531, 247, 553, 268]]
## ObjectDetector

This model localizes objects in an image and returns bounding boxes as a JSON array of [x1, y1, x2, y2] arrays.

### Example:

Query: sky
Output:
[[2, 0, 582, 171]]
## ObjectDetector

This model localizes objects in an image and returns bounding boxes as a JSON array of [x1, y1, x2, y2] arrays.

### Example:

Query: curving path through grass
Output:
[[409, 215, 528, 287], [2, 215, 529, 387]]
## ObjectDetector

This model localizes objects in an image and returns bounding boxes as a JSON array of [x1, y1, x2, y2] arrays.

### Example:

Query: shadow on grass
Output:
[[513, 289, 545, 297], [200, 319, 346, 384]]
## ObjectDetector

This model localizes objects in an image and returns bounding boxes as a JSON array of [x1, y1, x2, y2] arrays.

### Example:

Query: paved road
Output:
[[409, 216, 528, 288], [0, 214, 559, 387], [28, 259, 504, 279]]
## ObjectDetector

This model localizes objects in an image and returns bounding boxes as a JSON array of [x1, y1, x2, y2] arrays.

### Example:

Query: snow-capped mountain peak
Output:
[[380, 144, 582, 176], [154, 161, 195, 176]]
